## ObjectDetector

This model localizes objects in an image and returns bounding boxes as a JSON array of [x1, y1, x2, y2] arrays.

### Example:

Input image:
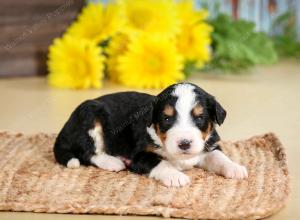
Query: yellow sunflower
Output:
[[47, 35, 105, 89], [121, 0, 180, 38], [177, 0, 209, 26], [177, 23, 213, 68], [117, 35, 184, 89], [66, 2, 123, 43], [176, 0, 212, 68], [106, 33, 130, 82]]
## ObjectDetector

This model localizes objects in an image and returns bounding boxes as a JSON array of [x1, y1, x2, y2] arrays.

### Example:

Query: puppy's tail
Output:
[[54, 141, 80, 168]]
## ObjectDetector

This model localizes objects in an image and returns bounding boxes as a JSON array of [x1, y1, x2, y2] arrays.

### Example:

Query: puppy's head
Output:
[[153, 83, 226, 159]]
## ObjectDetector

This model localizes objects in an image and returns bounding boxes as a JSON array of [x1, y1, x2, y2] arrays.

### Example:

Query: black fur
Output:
[[128, 151, 162, 174], [203, 129, 222, 152], [54, 92, 155, 165], [54, 83, 226, 175]]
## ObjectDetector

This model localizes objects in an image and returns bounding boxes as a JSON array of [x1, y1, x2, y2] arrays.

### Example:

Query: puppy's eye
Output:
[[195, 115, 203, 122], [163, 115, 172, 122]]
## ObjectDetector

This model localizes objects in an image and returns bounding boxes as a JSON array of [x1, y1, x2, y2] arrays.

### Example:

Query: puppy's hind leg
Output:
[[91, 153, 125, 172], [88, 122, 125, 172], [67, 158, 80, 168], [54, 141, 80, 169]]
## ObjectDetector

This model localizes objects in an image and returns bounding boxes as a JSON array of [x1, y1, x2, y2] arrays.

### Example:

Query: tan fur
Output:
[[192, 104, 203, 116], [201, 122, 212, 140], [163, 104, 175, 116], [94, 121, 101, 128], [145, 145, 167, 158], [155, 124, 167, 145], [145, 145, 158, 154]]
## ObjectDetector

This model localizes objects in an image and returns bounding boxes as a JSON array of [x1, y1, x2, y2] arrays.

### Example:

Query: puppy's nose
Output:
[[178, 139, 192, 150]]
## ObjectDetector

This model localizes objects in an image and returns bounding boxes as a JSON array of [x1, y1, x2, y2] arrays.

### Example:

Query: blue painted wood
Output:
[[239, 0, 249, 21]]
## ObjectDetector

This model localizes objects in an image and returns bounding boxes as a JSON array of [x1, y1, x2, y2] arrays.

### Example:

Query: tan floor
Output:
[[0, 60, 299, 219]]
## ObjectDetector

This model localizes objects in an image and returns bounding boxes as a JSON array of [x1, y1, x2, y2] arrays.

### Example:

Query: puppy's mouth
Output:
[[170, 151, 198, 160]]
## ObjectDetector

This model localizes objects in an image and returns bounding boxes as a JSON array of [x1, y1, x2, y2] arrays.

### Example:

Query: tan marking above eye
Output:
[[163, 104, 175, 116], [192, 104, 203, 116]]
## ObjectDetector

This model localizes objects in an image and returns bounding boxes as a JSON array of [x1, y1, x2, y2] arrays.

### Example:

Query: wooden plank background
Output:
[[0, 0, 84, 77]]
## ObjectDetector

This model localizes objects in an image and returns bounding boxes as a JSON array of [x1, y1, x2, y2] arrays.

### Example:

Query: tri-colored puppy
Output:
[[54, 83, 248, 187]]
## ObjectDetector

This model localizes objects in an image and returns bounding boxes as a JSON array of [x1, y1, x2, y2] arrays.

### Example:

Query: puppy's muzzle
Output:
[[177, 139, 192, 151]]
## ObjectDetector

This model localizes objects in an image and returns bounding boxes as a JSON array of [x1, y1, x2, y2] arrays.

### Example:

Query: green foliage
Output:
[[183, 61, 198, 77], [206, 14, 278, 72], [273, 35, 300, 57], [271, 11, 300, 57]]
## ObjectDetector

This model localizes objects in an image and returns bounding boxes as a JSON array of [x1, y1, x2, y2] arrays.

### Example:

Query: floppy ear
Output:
[[208, 96, 227, 125]]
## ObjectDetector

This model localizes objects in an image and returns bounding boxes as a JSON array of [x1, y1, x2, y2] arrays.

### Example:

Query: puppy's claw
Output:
[[160, 170, 190, 187], [149, 161, 190, 187], [162, 172, 190, 187]]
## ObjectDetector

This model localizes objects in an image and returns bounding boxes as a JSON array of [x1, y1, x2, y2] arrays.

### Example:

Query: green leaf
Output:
[[207, 14, 278, 72], [271, 10, 300, 57], [183, 61, 197, 77]]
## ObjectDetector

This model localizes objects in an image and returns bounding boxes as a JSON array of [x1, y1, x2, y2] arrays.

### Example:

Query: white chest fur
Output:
[[170, 154, 206, 171]]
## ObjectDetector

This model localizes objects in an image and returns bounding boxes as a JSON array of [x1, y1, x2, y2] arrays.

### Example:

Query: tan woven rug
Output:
[[0, 132, 289, 219]]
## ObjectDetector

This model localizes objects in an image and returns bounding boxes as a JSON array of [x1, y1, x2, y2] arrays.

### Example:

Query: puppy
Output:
[[54, 83, 247, 187]]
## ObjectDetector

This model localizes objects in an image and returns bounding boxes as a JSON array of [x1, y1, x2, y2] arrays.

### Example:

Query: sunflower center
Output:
[[145, 54, 162, 73], [129, 9, 152, 29], [86, 29, 103, 41], [187, 32, 195, 46], [72, 55, 90, 78]]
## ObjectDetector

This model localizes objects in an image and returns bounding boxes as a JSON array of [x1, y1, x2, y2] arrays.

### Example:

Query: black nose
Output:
[[178, 139, 192, 150]]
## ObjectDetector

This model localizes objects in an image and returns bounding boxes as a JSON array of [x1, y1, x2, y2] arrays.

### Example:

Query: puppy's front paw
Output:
[[161, 170, 190, 187], [221, 162, 248, 179], [149, 161, 190, 187]]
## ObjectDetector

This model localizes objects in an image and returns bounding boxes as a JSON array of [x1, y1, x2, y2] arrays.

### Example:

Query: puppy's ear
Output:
[[208, 96, 227, 126]]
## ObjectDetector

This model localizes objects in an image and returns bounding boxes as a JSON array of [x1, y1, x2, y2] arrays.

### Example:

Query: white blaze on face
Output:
[[173, 84, 195, 128], [165, 84, 205, 157]]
